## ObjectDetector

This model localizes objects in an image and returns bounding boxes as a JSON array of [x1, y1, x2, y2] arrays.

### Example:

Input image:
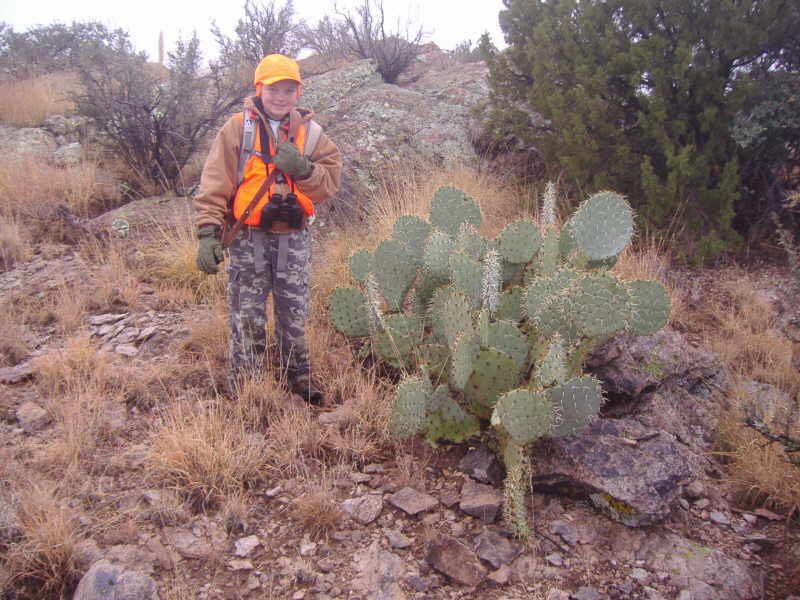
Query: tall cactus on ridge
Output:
[[328, 183, 670, 536]]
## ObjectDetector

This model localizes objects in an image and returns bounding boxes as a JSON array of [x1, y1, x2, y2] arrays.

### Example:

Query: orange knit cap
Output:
[[254, 54, 303, 90]]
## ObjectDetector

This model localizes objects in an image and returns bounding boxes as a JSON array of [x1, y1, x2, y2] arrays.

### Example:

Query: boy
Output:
[[194, 54, 342, 403]]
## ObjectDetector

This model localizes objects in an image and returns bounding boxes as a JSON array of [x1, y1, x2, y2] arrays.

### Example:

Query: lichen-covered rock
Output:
[[72, 559, 158, 600], [54, 142, 83, 167], [532, 418, 695, 526]]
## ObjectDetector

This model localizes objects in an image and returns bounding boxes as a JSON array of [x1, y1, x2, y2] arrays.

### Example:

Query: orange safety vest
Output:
[[232, 111, 315, 226]]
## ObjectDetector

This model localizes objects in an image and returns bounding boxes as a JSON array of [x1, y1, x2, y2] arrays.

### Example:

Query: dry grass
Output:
[[0, 480, 84, 599], [33, 333, 114, 397], [0, 297, 30, 367], [0, 214, 31, 271], [143, 214, 227, 306], [292, 477, 344, 539], [146, 399, 272, 511], [77, 239, 144, 311], [0, 72, 78, 127]]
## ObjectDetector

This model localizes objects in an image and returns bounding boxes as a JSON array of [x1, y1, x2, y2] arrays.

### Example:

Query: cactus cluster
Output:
[[328, 184, 670, 536]]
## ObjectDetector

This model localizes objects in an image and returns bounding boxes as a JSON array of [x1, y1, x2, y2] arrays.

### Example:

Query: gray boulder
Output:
[[0, 127, 57, 157], [54, 142, 83, 167], [72, 560, 158, 600], [532, 418, 695, 526]]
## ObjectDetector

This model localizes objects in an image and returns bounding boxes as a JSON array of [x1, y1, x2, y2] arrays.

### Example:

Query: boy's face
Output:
[[260, 79, 301, 120]]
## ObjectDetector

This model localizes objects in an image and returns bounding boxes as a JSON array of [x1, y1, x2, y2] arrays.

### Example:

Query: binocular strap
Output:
[[277, 234, 290, 275]]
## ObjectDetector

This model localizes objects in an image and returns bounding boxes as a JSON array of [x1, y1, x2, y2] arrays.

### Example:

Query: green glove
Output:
[[197, 225, 224, 274], [274, 141, 313, 179]]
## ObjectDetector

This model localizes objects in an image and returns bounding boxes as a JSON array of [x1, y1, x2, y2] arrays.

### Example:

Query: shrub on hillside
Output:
[[72, 34, 240, 193]]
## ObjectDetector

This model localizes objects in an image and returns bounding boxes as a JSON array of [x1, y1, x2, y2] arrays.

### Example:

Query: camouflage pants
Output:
[[227, 227, 310, 383]]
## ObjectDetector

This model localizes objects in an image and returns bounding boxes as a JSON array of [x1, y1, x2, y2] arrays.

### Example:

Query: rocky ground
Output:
[[1, 196, 799, 600]]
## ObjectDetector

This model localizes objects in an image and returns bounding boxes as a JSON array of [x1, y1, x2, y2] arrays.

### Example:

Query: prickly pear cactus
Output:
[[327, 183, 671, 538]]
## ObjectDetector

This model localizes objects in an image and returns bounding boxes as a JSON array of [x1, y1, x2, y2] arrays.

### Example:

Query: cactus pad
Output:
[[493, 388, 555, 444], [418, 344, 450, 378], [536, 227, 560, 277], [464, 348, 521, 419], [429, 186, 482, 237], [328, 286, 370, 337], [425, 395, 480, 444], [348, 248, 374, 283], [548, 375, 604, 436], [423, 230, 454, 280], [568, 273, 630, 337], [374, 314, 424, 369], [487, 321, 529, 370], [624, 280, 670, 335], [535, 333, 567, 387], [389, 376, 430, 438], [439, 289, 473, 348], [497, 286, 523, 323], [498, 220, 542, 264], [451, 330, 480, 391], [455, 223, 486, 261], [393, 215, 432, 265], [450, 251, 484, 308], [571, 191, 633, 260], [374, 239, 418, 311]]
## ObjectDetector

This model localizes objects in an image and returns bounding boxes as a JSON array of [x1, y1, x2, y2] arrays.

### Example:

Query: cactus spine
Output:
[[328, 183, 670, 536]]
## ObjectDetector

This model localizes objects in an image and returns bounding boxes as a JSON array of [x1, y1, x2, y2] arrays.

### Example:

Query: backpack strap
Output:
[[236, 111, 258, 186], [304, 120, 322, 157]]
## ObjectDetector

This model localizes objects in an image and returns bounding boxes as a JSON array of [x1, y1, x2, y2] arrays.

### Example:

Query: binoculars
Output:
[[260, 193, 304, 230]]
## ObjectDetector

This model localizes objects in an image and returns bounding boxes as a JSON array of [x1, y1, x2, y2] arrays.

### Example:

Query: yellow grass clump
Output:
[[0, 72, 78, 127]]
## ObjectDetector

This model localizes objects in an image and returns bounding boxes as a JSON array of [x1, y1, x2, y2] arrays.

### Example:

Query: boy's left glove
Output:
[[274, 141, 313, 179]]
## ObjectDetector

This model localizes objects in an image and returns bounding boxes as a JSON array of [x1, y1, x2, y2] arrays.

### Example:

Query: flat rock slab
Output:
[[353, 541, 407, 600], [72, 560, 158, 600], [16, 401, 50, 432], [474, 529, 521, 568], [458, 446, 504, 485], [341, 495, 383, 525], [459, 478, 502, 523], [233, 535, 261, 557], [0, 362, 35, 384], [636, 533, 763, 600], [426, 536, 487, 587], [387, 487, 438, 516], [533, 418, 693, 526]]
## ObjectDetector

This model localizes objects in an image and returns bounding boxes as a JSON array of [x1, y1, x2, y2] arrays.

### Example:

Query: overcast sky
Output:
[[2, 0, 507, 62]]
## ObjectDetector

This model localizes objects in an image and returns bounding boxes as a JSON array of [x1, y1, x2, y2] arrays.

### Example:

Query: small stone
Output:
[[115, 344, 139, 357], [72, 560, 158, 600], [299, 542, 317, 556], [545, 553, 563, 567], [350, 473, 372, 484], [631, 567, 650, 583], [459, 479, 503, 523], [550, 520, 579, 546], [458, 447, 503, 485], [363, 463, 385, 474], [138, 326, 158, 342], [89, 313, 127, 326], [16, 401, 50, 433], [341, 495, 383, 525], [114, 327, 140, 344], [684, 480, 705, 499], [693, 498, 710, 509], [265, 486, 283, 497], [228, 559, 253, 571], [386, 529, 412, 549], [709, 511, 730, 526], [439, 488, 461, 508], [742, 513, 757, 524], [678, 498, 690, 510], [317, 558, 334, 572], [234, 535, 260, 557], [574, 586, 602, 600], [292, 592, 305, 600], [426, 536, 487, 587], [474, 530, 521, 568], [405, 575, 429, 592], [487, 565, 511, 586], [246, 574, 261, 591], [387, 487, 438, 516]]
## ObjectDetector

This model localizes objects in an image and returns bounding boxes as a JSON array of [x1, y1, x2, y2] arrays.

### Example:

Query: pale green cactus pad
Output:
[[464, 348, 521, 418], [548, 375, 604, 436], [374, 314, 424, 369], [493, 388, 555, 445], [487, 321, 529, 370], [410, 271, 445, 317], [450, 252, 483, 308], [329, 286, 370, 337], [535, 227, 561, 277], [429, 186, 482, 237], [440, 289, 473, 348], [427, 285, 457, 344], [455, 223, 486, 261], [423, 230, 454, 280], [571, 191, 633, 260], [535, 333, 567, 387], [374, 239, 418, 311], [451, 330, 480, 391], [569, 273, 630, 337], [625, 280, 671, 335], [389, 376, 430, 438], [348, 248, 374, 283], [418, 344, 450, 378], [496, 286, 523, 322], [393, 215, 432, 265], [498, 220, 542, 264]]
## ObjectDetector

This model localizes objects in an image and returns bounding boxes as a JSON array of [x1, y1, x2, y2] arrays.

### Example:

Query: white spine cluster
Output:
[[482, 249, 502, 313], [542, 181, 557, 226], [365, 274, 384, 332]]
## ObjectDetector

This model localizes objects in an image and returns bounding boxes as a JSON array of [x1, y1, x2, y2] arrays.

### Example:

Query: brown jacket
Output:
[[193, 96, 342, 229]]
